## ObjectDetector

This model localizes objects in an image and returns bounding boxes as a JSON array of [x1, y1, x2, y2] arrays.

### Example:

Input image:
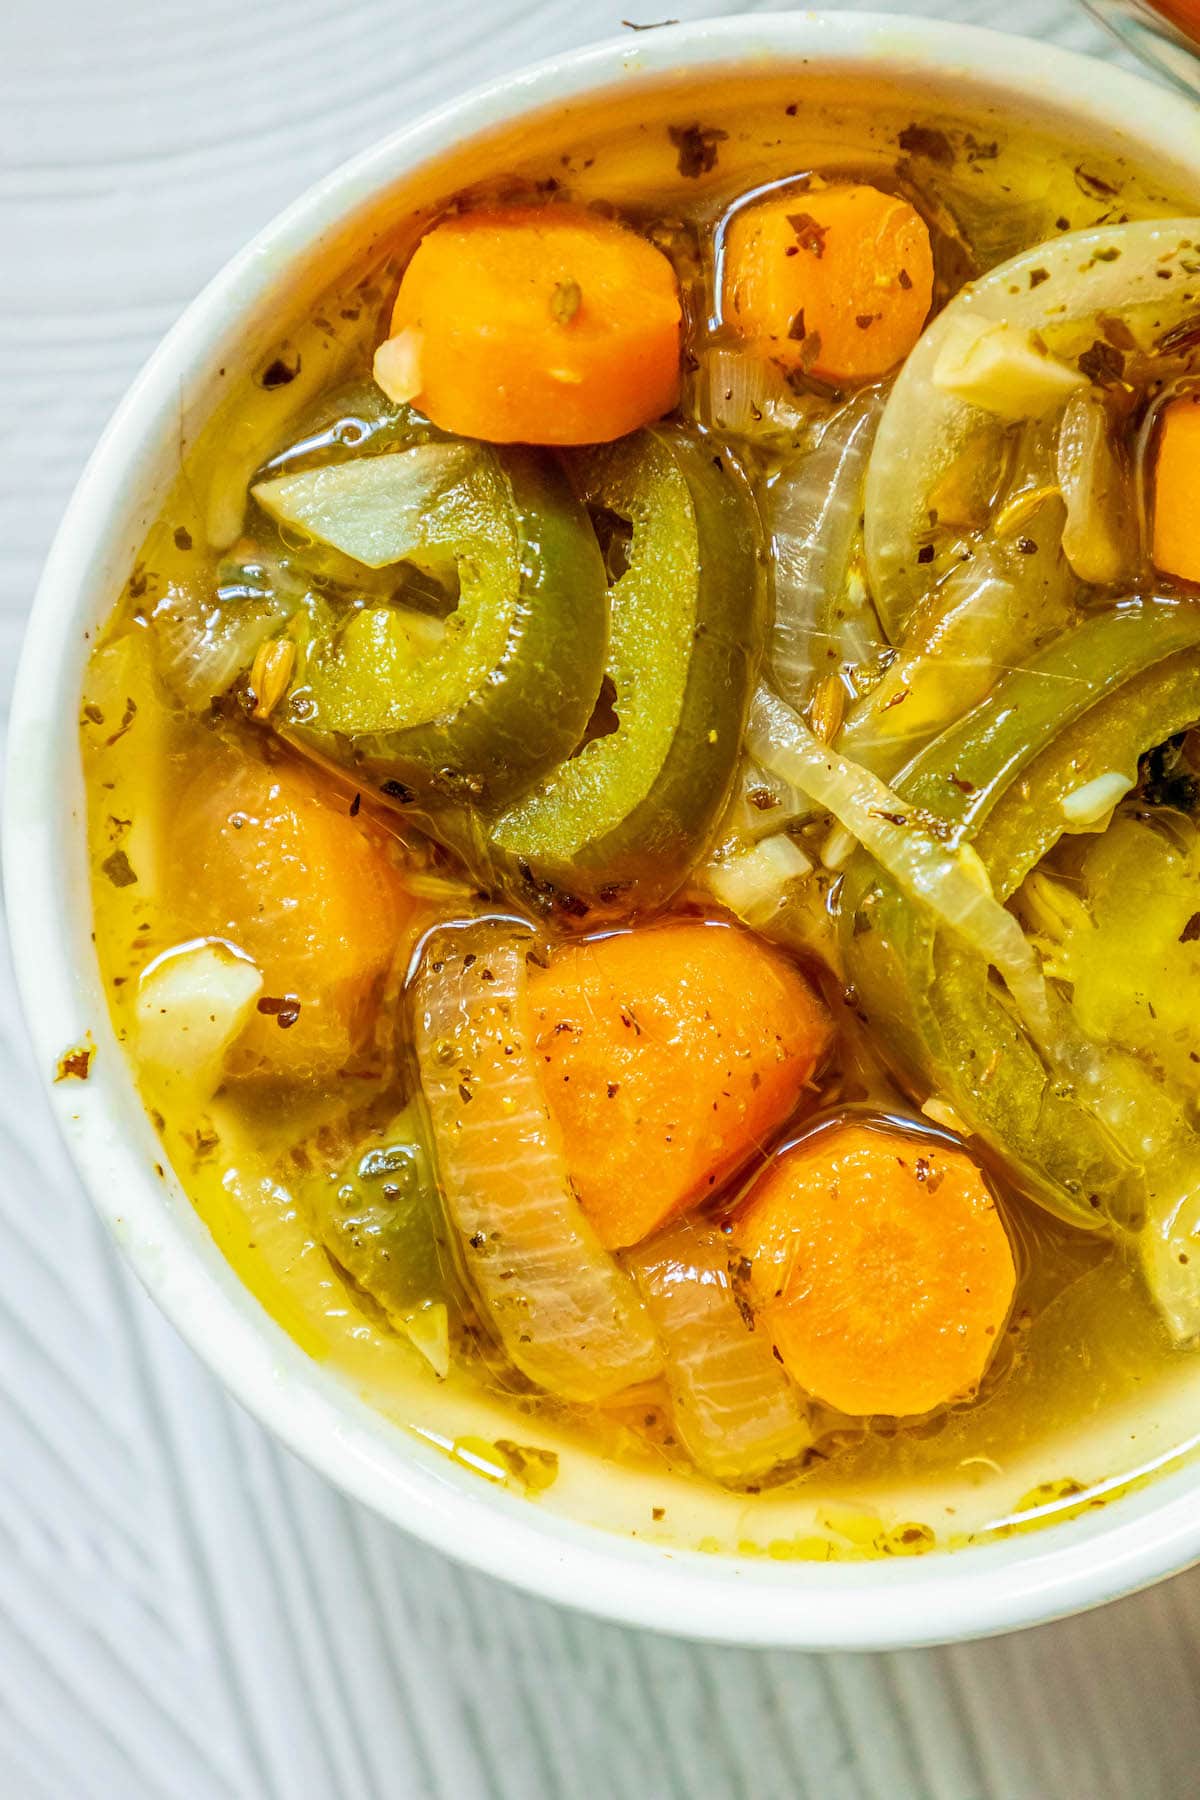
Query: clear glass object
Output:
[[1080, 0, 1200, 94]]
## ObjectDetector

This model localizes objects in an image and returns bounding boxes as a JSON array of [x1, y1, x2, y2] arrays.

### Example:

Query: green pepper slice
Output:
[[259, 444, 608, 810], [305, 1106, 452, 1340], [490, 427, 764, 908], [842, 601, 1200, 1234]]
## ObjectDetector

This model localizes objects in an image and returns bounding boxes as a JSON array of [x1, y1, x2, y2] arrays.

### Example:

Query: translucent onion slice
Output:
[[841, 468, 1075, 777], [748, 686, 1051, 1040], [865, 219, 1200, 638], [1057, 388, 1138, 587], [253, 441, 479, 570], [152, 584, 296, 713], [769, 388, 886, 708], [627, 1223, 811, 1483], [694, 345, 811, 442], [414, 922, 661, 1401]]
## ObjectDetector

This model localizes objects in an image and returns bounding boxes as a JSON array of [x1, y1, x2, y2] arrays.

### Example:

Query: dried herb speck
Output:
[[668, 122, 727, 179], [260, 353, 301, 389], [1077, 339, 1125, 385], [787, 211, 828, 258], [897, 123, 954, 165], [380, 778, 415, 803], [257, 995, 302, 1029], [1074, 165, 1119, 200], [101, 848, 137, 888]]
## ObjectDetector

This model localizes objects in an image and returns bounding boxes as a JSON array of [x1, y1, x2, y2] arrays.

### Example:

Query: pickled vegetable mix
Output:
[[81, 71, 1200, 1559]]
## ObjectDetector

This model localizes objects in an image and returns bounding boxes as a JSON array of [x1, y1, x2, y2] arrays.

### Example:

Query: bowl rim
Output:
[[8, 9, 1200, 1651]]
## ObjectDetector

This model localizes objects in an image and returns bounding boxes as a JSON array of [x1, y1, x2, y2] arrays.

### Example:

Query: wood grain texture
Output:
[[1, 2, 1197, 1796]]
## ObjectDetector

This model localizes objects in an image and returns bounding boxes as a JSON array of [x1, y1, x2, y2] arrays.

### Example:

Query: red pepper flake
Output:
[[348, 792, 361, 817], [898, 268, 913, 291], [1179, 913, 1200, 944], [949, 772, 977, 795], [257, 995, 302, 1029], [855, 313, 879, 331], [55, 1038, 94, 1082]]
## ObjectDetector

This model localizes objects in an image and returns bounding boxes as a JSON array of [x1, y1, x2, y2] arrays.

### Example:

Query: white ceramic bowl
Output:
[[8, 12, 1200, 1650]]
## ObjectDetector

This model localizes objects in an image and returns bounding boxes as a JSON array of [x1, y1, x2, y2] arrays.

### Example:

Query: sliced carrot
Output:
[[383, 205, 682, 445], [1152, 394, 1200, 585], [738, 1122, 1015, 1417], [168, 753, 415, 1079], [527, 920, 831, 1250], [723, 184, 934, 384]]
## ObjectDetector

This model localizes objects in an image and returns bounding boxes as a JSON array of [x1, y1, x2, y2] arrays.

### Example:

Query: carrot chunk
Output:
[[1152, 394, 1200, 585], [738, 1123, 1015, 1417], [723, 184, 934, 383], [168, 754, 415, 1079], [527, 920, 831, 1250], [383, 205, 682, 445]]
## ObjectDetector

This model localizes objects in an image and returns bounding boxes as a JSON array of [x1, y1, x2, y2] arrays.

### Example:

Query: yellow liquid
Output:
[[82, 70, 1200, 1558]]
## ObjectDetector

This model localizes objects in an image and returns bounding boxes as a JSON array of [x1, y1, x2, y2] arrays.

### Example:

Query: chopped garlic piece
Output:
[[821, 821, 858, 871], [933, 316, 1085, 422], [922, 1096, 970, 1135], [372, 329, 423, 404], [704, 833, 812, 925], [1060, 770, 1135, 828], [136, 939, 263, 1096]]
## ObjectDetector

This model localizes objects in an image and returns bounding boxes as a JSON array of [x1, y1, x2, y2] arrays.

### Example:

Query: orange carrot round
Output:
[[723, 184, 934, 384], [738, 1122, 1015, 1417], [527, 920, 831, 1250], [384, 205, 682, 445], [169, 754, 415, 1079], [1152, 393, 1200, 586]]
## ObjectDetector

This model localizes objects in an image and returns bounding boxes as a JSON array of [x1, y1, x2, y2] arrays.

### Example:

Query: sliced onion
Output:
[[694, 345, 812, 442], [748, 686, 1051, 1039], [841, 493, 1076, 777], [1057, 388, 1138, 587], [414, 922, 661, 1401], [152, 582, 295, 712], [768, 388, 886, 708], [865, 219, 1200, 638], [700, 832, 812, 929], [253, 441, 480, 571], [627, 1223, 811, 1483]]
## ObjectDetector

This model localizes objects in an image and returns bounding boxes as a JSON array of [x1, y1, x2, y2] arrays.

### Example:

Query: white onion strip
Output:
[[414, 922, 661, 1401], [866, 219, 1200, 637], [627, 1223, 811, 1483], [748, 686, 1051, 1040], [769, 388, 885, 707]]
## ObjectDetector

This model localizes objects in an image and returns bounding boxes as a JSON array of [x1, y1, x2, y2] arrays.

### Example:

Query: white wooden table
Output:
[[3, 3, 1199, 1795]]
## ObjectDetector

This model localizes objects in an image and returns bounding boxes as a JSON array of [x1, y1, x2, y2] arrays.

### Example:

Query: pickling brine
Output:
[[80, 71, 1200, 1557]]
